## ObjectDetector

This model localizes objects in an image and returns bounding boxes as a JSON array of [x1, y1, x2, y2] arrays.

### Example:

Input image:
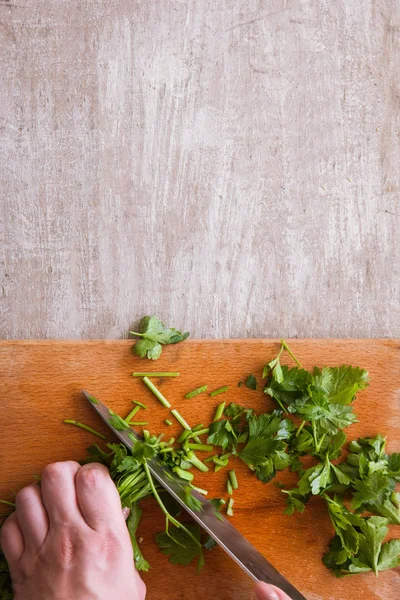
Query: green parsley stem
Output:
[[125, 405, 141, 422], [173, 467, 194, 481], [229, 470, 238, 490], [190, 484, 208, 495], [188, 427, 209, 437], [63, 420, 106, 440], [295, 421, 306, 438], [280, 339, 302, 367], [186, 443, 214, 452], [132, 400, 148, 409], [184, 385, 208, 399], [213, 402, 226, 422], [210, 386, 228, 397], [192, 423, 204, 432], [226, 480, 233, 495], [171, 409, 192, 431], [159, 447, 175, 454], [220, 452, 233, 461], [129, 421, 148, 426], [204, 454, 218, 463], [132, 372, 180, 377], [143, 377, 171, 408], [177, 430, 191, 444], [227, 498, 234, 516], [0, 500, 15, 508], [187, 451, 209, 473], [213, 457, 228, 467], [165, 419, 173, 426]]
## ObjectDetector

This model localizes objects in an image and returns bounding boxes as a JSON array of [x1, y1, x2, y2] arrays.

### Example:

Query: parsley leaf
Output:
[[156, 524, 204, 572], [239, 412, 292, 483], [351, 471, 400, 524], [131, 316, 189, 360], [312, 366, 369, 405], [207, 419, 238, 450], [245, 374, 257, 390], [324, 495, 363, 558]]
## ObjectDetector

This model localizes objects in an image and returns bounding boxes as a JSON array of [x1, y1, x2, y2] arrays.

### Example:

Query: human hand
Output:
[[254, 581, 293, 600], [0, 461, 146, 600]]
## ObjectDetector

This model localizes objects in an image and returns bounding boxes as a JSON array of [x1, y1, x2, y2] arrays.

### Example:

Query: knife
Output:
[[83, 390, 307, 600]]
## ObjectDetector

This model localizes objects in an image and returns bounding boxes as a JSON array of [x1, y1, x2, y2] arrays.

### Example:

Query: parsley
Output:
[[156, 524, 204, 572], [323, 517, 400, 576], [131, 316, 189, 360], [245, 374, 257, 390], [127, 503, 150, 572]]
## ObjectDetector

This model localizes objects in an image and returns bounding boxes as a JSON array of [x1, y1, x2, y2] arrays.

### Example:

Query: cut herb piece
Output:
[[207, 419, 237, 451], [245, 374, 257, 390], [229, 470, 238, 490], [282, 489, 308, 515], [132, 400, 148, 409], [171, 409, 192, 431], [132, 372, 180, 377], [125, 405, 141, 422], [107, 411, 131, 431], [165, 419, 173, 426], [186, 451, 209, 473], [227, 479, 233, 495], [185, 443, 214, 452], [131, 316, 189, 360], [129, 422, 149, 426], [143, 377, 171, 408], [185, 385, 208, 399], [63, 420, 107, 440], [213, 401, 226, 422], [227, 498, 234, 516], [210, 386, 228, 397]]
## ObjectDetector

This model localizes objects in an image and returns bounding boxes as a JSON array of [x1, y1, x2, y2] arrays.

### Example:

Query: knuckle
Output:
[[16, 485, 36, 506], [54, 530, 80, 566], [42, 461, 79, 481], [78, 465, 109, 487]]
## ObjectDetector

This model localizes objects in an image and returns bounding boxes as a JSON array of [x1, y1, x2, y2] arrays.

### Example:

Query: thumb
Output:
[[254, 582, 293, 600]]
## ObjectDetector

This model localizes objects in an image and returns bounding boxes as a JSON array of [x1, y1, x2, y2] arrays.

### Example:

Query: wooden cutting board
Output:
[[0, 339, 399, 600]]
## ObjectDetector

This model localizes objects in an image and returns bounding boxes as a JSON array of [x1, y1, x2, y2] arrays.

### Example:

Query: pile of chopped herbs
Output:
[[1, 325, 399, 599]]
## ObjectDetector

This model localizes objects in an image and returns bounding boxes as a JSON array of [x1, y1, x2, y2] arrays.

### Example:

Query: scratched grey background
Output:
[[0, 1, 399, 340]]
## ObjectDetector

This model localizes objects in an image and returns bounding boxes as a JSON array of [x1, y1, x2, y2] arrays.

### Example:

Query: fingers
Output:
[[254, 582, 293, 600], [15, 484, 49, 551], [0, 512, 24, 567], [75, 463, 125, 533], [41, 461, 84, 527]]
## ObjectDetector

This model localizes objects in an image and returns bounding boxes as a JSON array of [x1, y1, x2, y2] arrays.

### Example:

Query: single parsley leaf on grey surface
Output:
[[127, 503, 150, 572], [156, 524, 204, 572], [245, 374, 257, 390], [131, 316, 189, 360]]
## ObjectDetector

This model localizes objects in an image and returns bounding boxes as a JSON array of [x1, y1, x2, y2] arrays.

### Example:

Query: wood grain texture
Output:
[[0, 339, 399, 599], [0, 1, 399, 340]]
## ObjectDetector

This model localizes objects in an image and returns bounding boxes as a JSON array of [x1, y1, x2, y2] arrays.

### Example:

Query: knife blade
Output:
[[83, 390, 307, 600]]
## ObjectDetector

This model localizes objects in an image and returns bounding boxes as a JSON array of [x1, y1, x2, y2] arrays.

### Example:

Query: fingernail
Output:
[[254, 583, 280, 600], [122, 507, 131, 520]]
